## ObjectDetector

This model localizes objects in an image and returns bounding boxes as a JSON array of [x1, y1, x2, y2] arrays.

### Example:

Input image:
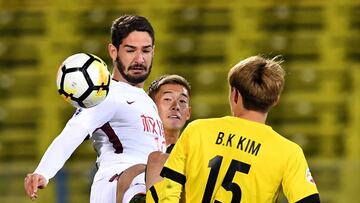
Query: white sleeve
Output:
[[68, 93, 117, 135], [33, 93, 116, 182], [33, 121, 89, 183]]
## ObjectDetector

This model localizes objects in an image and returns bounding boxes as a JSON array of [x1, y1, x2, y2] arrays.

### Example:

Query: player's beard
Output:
[[115, 56, 152, 85]]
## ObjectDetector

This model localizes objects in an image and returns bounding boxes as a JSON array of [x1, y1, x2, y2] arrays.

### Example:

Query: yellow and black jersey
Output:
[[146, 143, 183, 203], [151, 116, 319, 203]]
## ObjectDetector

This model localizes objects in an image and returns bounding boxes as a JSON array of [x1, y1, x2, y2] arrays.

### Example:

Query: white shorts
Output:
[[90, 176, 118, 203], [90, 172, 146, 203], [122, 173, 146, 203]]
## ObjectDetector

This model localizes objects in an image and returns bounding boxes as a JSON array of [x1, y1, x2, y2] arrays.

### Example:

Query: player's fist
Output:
[[24, 173, 48, 201]]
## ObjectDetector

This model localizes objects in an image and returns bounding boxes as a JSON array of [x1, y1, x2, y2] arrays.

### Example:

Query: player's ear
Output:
[[108, 44, 118, 62], [272, 96, 280, 107], [231, 88, 239, 104], [185, 106, 191, 121]]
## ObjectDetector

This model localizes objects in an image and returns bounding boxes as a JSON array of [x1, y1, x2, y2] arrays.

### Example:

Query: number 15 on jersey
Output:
[[202, 155, 251, 203]]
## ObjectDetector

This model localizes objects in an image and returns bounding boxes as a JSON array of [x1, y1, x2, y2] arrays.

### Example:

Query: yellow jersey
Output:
[[153, 116, 319, 203]]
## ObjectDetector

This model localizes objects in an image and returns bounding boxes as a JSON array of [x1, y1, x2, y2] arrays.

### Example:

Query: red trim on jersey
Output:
[[101, 122, 123, 153]]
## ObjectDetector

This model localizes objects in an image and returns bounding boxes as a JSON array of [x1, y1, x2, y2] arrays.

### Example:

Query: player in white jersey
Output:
[[24, 15, 166, 203]]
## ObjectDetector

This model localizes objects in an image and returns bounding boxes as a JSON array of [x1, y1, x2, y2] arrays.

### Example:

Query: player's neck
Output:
[[234, 110, 267, 124], [164, 129, 180, 145]]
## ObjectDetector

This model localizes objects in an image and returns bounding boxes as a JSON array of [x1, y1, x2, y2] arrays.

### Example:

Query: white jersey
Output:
[[82, 80, 166, 181], [34, 80, 166, 183]]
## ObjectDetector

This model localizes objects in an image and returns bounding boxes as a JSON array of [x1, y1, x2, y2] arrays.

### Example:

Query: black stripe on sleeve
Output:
[[166, 144, 175, 153], [149, 186, 159, 203], [296, 194, 320, 203], [160, 167, 186, 185]]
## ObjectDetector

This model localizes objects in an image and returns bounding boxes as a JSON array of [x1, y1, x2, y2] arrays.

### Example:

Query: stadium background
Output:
[[0, 0, 359, 202]]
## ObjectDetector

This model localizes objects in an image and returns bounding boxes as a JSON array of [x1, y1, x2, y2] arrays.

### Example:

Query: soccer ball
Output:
[[56, 53, 111, 108]]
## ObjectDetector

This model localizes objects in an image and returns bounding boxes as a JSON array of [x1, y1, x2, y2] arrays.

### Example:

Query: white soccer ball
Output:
[[56, 53, 111, 108]]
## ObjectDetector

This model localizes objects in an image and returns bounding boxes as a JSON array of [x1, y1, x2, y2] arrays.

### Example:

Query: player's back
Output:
[[170, 116, 317, 203]]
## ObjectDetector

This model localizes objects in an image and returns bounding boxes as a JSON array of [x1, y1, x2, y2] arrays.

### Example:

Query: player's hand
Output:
[[24, 173, 47, 201]]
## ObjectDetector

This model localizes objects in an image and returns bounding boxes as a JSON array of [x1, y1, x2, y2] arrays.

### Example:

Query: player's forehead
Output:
[[120, 31, 153, 48], [158, 83, 189, 98]]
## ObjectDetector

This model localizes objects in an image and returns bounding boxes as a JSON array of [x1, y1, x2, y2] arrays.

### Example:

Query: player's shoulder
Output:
[[270, 130, 304, 154], [106, 81, 134, 101], [110, 80, 151, 99], [108, 80, 127, 93], [72, 82, 119, 116]]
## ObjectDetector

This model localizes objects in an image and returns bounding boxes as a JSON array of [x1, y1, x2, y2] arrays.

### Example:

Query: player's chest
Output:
[[112, 96, 163, 136]]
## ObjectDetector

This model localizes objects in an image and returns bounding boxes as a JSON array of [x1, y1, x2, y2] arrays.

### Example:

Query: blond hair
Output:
[[228, 55, 285, 112]]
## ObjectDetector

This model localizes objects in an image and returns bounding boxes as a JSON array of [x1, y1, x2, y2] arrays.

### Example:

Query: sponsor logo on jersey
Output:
[[141, 114, 164, 137], [306, 168, 316, 184], [141, 114, 165, 151], [126, 100, 135, 105]]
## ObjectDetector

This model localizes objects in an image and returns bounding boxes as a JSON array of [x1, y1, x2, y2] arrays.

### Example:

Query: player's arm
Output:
[[24, 93, 115, 200], [24, 121, 90, 200], [115, 164, 146, 203], [159, 167, 185, 202], [155, 127, 191, 202], [146, 172, 183, 203], [146, 174, 184, 203], [146, 184, 159, 203], [296, 194, 320, 203], [145, 151, 169, 190], [282, 145, 320, 203]]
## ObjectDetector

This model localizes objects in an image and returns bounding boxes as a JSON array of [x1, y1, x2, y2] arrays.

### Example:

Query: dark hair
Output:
[[148, 75, 191, 100], [228, 55, 285, 113], [111, 15, 155, 49]]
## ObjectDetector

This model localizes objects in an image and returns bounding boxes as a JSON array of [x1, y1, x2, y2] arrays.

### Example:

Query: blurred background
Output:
[[0, 0, 359, 202]]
